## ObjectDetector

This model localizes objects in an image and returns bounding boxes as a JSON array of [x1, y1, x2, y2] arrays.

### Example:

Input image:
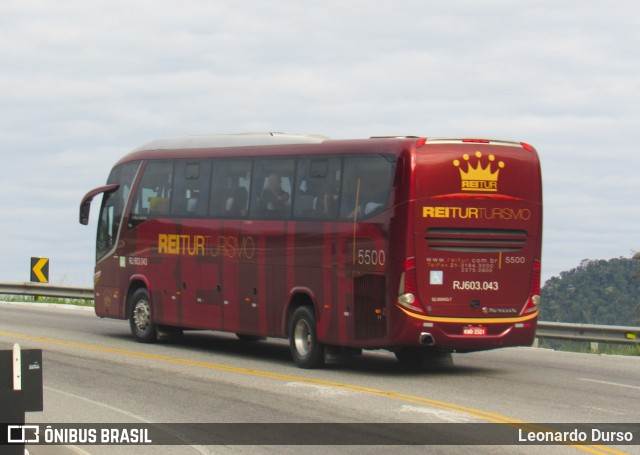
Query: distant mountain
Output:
[[540, 256, 640, 326]]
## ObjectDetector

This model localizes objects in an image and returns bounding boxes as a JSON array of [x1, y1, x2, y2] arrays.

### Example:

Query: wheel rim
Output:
[[133, 299, 150, 332], [293, 319, 312, 357]]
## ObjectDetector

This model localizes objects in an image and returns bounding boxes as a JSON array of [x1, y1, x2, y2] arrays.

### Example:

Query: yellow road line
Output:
[[0, 330, 630, 454]]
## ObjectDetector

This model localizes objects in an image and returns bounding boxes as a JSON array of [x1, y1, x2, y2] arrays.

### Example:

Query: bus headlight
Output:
[[397, 257, 426, 314], [397, 293, 426, 314], [397, 293, 416, 307]]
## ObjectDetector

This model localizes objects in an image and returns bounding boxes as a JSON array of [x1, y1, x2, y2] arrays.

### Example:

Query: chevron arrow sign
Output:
[[30, 257, 49, 283]]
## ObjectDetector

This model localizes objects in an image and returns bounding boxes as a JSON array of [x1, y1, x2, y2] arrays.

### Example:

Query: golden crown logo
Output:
[[453, 151, 505, 192]]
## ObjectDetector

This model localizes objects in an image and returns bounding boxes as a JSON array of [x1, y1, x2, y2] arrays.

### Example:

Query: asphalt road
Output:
[[0, 301, 638, 455]]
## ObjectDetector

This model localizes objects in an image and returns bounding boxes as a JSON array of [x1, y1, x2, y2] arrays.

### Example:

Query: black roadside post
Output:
[[1, 344, 43, 454]]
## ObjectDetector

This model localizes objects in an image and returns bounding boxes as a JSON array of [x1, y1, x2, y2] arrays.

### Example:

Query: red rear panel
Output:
[[409, 140, 542, 350]]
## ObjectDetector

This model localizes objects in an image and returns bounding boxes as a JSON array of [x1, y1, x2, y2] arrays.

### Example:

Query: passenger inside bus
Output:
[[313, 181, 339, 217], [226, 186, 248, 217], [257, 173, 290, 213]]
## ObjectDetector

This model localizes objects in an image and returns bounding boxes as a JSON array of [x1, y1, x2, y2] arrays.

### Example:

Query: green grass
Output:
[[536, 338, 640, 356]]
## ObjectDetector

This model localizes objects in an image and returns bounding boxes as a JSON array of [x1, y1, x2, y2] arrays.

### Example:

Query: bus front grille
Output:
[[353, 274, 387, 340], [426, 228, 527, 253]]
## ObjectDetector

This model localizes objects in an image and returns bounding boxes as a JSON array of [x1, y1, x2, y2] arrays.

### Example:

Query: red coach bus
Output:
[[79, 133, 542, 368]]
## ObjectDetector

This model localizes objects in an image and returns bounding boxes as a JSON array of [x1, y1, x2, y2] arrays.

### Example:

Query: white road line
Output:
[[46, 386, 209, 454], [400, 405, 485, 423], [578, 378, 640, 390], [46, 386, 154, 422]]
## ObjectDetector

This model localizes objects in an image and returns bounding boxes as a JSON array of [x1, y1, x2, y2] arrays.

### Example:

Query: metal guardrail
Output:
[[0, 282, 93, 301], [536, 321, 639, 345], [0, 283, 638, 345]]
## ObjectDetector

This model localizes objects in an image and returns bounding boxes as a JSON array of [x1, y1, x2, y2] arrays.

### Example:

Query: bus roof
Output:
[[132, 132, 329, 152], [115, 134, 536, 165], [129, 134, 533, 153]]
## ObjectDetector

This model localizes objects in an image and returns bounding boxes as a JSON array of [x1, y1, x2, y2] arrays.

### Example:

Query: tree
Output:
[[540, 256, 640, 325]]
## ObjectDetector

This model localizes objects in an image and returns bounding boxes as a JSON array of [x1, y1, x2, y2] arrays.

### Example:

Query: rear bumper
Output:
[[395, 306, 538, 351]]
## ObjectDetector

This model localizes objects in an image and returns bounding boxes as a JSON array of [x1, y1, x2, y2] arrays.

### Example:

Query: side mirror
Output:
[[80, 200, 91, 225], [79, 184, 120, 225]]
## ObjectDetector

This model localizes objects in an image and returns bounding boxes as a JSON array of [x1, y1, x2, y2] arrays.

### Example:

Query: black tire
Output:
[[289, 306, 324, 369], [129, 288, 157, 343]]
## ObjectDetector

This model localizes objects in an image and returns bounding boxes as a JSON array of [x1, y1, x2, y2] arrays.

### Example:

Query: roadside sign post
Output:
[[13, 344, 21, 391], [0, 344, 43, 454]]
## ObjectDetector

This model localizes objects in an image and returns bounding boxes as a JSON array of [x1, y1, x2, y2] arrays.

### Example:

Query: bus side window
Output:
[[97, 198, 115, 259], [210, 159, 252, 218], [131, 160, 174, 221], [294, 157, 341, 219], [251, 159, 295, 218], [226, 186, 249, 217], [340, 155, 394, 219], [171, 159, 211, 217]]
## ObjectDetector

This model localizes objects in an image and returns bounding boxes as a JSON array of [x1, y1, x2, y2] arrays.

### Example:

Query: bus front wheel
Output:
[[129, 288, 157, 343], [289, 306, 324, 369]]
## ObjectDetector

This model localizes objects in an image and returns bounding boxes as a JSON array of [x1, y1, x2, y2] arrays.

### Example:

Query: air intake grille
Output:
[[353, 274, 387, 340], [426, 228, 527, 253]]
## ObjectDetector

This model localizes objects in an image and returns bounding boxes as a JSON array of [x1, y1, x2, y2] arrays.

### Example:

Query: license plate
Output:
[[463, 326, 486, 336]]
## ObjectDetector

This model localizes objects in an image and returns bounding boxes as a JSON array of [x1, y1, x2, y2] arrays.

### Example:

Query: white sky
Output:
[[1, 0, 638, 286]]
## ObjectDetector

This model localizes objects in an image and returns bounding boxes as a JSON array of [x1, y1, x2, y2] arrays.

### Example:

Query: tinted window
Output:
[[131, 160, 174, 219], [210, 159, 252, 218], [340, 154, 395, 219], [171, 159, 211, 217], [251, 159, 295, 218], [294, 157, 341, 219], [96, 161, 140, 260]]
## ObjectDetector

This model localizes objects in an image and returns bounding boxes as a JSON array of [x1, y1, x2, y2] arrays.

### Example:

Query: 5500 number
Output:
[[357, 249, 386, 266], [505, 256, 526, 264]]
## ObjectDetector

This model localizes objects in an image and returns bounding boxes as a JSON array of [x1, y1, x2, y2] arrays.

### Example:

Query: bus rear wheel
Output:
[[129, 288, 157, 343], [289, 306, 324, 369]]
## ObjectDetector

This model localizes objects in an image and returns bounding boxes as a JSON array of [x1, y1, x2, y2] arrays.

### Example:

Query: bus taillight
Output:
[[520, 142, 537, 153], [522, 259, 541, 315], [462, 138, 490, 143], [397, 257, 425, 314]]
